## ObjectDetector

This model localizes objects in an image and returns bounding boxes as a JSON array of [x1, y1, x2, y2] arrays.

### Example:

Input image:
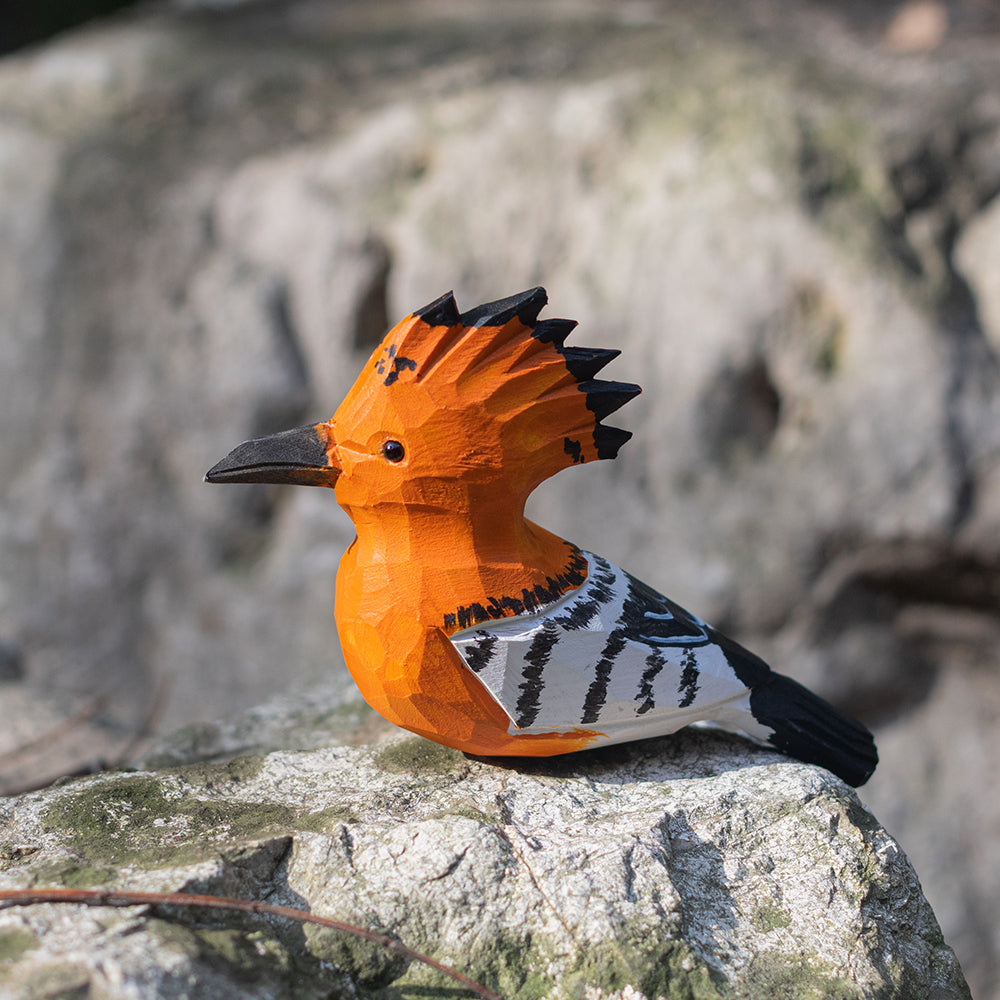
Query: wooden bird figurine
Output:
[[207, 288, 877, 786]]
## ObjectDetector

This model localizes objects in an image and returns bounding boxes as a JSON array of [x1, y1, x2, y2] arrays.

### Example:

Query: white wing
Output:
[[450, 552, 772, 745]]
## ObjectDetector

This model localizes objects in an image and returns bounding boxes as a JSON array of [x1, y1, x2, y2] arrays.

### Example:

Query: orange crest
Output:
[[330, 287, 639, 511]]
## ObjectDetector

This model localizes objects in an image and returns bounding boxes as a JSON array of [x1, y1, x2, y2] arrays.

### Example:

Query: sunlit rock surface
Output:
[[0, 719, 971, 999]]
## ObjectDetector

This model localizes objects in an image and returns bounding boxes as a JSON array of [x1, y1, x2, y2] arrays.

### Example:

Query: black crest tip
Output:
[[593, 425, 633, 459], [416, 291, 461, 327], [532, 318, 578, 347], [562, 347, 621, 381], [580, 379, 642, 421], [459, 287, 548, 329]]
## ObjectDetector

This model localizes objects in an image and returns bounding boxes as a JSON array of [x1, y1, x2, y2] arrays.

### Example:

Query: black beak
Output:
[[205, 423, 338, 487]]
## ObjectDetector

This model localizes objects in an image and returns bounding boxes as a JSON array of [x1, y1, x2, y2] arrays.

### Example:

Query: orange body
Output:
[[208, 288, 638, 755], [327, 295, 634, 754], [335, 517, 598, 755]]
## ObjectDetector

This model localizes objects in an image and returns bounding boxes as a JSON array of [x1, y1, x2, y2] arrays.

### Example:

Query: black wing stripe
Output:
[[515, 621, 560, 728], [464, 631, 499, 674], [636, 650, 665, 715], [677, 648, 700, 708], [552, 556, 617, 630], [581, 629, 626, 724]]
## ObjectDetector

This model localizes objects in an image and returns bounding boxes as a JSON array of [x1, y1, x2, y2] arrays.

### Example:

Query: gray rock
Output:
[[0, 725, 971, 999], [957, 194, 1000, 359], [1, 0, 996, 753]]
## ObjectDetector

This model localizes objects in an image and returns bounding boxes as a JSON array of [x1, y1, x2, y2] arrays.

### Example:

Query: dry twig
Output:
[[0, 887, 503, 1000]]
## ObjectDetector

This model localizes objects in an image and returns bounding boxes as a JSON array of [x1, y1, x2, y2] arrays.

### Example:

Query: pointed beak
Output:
[[205, 423, 339, 487]]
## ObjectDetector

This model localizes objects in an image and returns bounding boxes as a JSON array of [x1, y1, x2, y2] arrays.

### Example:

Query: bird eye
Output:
[[381, 440, 405, 463]]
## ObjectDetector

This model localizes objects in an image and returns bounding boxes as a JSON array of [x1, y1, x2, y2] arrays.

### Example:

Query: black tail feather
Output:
[[750, 675, 878, 787]]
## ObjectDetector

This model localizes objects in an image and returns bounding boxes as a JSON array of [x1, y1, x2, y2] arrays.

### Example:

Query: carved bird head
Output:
[[206, 288, 639, 518]]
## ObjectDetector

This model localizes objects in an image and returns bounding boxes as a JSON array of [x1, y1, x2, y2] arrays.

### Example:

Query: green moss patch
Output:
[[394, 922, 724, 1000], [29, 859, 117, 888], [170, 754, 266, 789], [41, 773, 174, 843], [146, 918, 349, 1000], [397, 928, 550, 1000], [296, 805, 359, 832], [0, 928, 38, 964], [432, 803, 497, 825], [569, 935, 724, 1000], [374, 737, 467, 777], [21, 962, 91, 998], [753, 903, 792, 933], [305, 925, 407, 988], [39, 773, 296, 872], [737, 952, 862, 1000]]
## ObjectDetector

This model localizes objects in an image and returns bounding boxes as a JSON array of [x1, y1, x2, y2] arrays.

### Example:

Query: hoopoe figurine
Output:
[[207, 288, 877, 786]]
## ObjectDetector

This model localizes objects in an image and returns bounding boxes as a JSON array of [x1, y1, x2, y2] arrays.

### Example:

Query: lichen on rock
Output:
[[0, 725, 971, 999]]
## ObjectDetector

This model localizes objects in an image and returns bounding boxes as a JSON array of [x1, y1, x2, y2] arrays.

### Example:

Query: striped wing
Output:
[[450, 552, 773, 745]]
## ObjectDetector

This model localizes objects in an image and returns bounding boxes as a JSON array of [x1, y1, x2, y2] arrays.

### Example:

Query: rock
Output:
[[883, 1, 950, 53], [1, 2, 999, 995], [0, 725, 972, 999], [0, 685, 122, 799], [0, 0, 996, 747], [0, 646, 23, 684], [956, 193, 1000, 362]]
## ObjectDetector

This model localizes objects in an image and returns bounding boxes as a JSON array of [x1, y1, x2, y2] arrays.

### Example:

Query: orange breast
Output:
[[334, 532, 602, 757]]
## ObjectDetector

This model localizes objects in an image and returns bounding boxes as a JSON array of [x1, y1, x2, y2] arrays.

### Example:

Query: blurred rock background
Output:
[[0, 0, 997, 995]]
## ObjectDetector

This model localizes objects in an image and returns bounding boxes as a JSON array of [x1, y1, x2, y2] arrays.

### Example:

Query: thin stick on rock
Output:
[[0, 887, 504, 1000]]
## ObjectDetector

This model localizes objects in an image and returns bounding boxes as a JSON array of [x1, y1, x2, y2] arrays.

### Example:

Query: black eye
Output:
[[381, 440, 405, 463]]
